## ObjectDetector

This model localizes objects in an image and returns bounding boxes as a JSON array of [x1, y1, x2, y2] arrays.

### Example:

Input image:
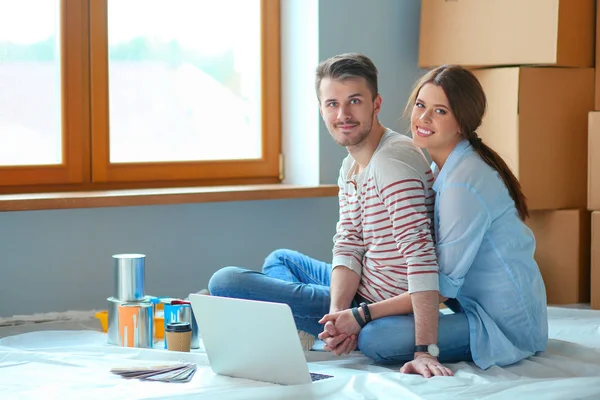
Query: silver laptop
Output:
[[188, 294, 333, 385]]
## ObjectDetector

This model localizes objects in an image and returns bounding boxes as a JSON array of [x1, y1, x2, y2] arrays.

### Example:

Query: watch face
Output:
[[428, 344, 440, 357]]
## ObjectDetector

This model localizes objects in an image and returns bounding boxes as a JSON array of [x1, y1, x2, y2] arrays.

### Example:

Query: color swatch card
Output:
[[110, 363, 197, 383]]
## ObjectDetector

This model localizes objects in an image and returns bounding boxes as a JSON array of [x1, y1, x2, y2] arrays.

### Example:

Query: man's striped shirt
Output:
[[332, 129, 438, 302]]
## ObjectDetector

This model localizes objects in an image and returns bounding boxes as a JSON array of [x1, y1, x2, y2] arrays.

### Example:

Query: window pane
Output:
[[107, 0, 262, 163], [0, 0, 61, 166]]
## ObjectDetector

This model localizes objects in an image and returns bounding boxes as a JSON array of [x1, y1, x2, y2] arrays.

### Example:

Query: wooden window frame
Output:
[[0, 0, 281, 194], [0, 0, 90, 188]]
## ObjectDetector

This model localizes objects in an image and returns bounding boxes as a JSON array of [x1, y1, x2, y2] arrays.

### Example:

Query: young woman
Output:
[[397, 65, 548, 374]]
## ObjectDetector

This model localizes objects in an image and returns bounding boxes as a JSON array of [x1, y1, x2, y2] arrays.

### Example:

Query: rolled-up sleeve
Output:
[[332, 173, 365, 276], [436, 183, 491, 298]]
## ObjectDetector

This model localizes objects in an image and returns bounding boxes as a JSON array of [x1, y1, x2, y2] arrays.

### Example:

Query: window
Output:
[[0, 0, 281, 194]]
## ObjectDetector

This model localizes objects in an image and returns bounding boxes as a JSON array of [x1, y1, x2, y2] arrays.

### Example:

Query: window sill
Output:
[[0, 184, 339, 212]]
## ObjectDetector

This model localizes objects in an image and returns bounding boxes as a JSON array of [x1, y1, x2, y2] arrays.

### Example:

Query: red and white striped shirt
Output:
[[332, 129, 438, 303]]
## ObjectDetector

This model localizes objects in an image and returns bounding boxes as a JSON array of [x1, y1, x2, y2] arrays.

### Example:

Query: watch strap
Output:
[[414, 345, 430, 353]]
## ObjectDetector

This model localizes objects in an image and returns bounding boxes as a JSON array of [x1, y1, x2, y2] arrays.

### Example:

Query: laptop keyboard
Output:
[[310, 372, 333, 382]]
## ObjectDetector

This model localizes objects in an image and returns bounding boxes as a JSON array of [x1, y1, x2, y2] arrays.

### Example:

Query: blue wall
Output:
[[0, 0, 422, 317], [318, 0, 422, 183]]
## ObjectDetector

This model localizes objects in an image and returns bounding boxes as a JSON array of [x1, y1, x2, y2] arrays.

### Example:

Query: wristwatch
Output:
[[414, 344, 440, 357]]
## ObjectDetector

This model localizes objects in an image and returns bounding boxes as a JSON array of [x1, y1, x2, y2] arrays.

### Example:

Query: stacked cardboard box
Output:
[[418, 0, 596, 306], [589, 4, 600, 310]]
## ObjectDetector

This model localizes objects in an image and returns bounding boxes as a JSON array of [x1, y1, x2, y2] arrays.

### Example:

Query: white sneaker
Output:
[[298, 330, 316, 351]]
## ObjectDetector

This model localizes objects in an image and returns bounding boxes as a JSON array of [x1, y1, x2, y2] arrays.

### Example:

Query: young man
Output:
[[208, 53, 451, 378]]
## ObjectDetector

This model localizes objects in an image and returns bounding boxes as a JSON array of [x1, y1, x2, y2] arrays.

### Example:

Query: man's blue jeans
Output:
[[208, 249, 472, 364]]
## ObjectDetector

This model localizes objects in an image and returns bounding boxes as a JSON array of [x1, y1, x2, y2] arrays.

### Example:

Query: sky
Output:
[[0, 1, 57, 44], [0, 0, 260, 56]]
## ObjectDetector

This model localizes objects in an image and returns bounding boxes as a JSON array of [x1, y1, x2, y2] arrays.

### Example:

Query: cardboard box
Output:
[[596, 3, 600, 110], [527, 209, 590, 305], [588, 112, 600, 210], [591, 212, 600, 309], [472, 67, 593, 210], [419, 0, 595, 68]]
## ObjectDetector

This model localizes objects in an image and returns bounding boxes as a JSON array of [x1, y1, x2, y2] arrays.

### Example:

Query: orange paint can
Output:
[[117, 302, 153, 348]]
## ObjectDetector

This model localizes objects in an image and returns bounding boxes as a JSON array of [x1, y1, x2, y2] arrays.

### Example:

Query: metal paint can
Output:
[[117, 301, 154, 348], [162, 301, 199, 349], [113, 253, 146, 301], [107, 295, 155, 345], [107, 296, 123, 345]]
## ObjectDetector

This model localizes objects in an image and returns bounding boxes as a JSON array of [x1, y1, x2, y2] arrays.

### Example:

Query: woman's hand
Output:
[[400, 354, 453, 378]]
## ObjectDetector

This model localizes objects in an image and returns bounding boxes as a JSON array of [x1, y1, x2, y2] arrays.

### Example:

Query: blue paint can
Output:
[[161, 299, 199, 349]]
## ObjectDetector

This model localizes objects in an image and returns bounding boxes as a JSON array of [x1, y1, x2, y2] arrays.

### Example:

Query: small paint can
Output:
[[117, 301, 153, 348], [162, 300, 199, 349], [113, 253, 146, 301]]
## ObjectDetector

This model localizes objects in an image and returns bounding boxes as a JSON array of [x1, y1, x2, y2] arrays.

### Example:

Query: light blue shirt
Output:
[[432, 140, 548, 369]]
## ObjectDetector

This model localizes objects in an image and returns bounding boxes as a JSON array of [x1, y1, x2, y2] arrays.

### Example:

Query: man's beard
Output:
[[332, 113, 374, 147]]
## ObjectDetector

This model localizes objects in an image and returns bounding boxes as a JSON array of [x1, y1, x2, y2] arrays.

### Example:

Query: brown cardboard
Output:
[[595, 3, 600, 110], [473, 67, 594, 210], [526, 209, 590, 305], [419, 0, 595, 68], [588, 112, 600, 210], [592, 212, 600, 309]]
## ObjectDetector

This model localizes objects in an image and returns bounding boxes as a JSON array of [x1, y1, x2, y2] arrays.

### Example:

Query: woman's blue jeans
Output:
[[208, 249, 472, 364]]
